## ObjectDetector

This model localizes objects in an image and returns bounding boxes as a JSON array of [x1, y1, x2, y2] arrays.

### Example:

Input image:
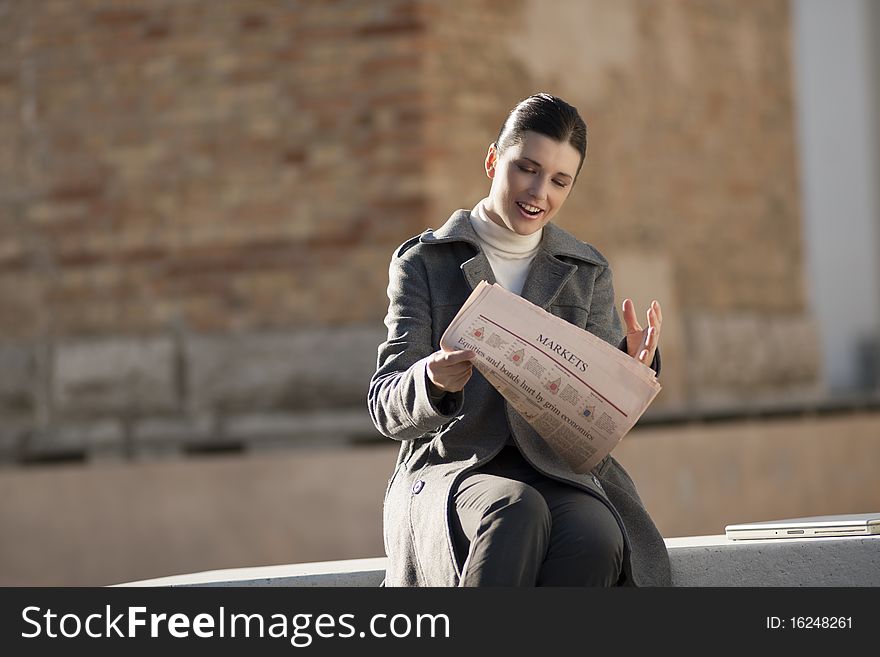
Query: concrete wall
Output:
[[2, 410, 878, 586]]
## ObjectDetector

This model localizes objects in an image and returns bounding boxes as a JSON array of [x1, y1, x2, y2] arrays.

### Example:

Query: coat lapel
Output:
[[420, 209, 599, 300], [520, 221, 608, 308], [461, 250, 495, 291], [420, 209, 496, 292], [520, 250, 577, 309]]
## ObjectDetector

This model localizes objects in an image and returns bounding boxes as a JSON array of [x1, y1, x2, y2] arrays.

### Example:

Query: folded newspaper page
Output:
[[440, 281, 661, 474]]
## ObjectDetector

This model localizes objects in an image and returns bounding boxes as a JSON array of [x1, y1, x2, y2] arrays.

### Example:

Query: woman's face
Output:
[[483, 131, 582, 236]]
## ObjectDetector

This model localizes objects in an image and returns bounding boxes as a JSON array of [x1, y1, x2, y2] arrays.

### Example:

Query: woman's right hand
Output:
[[426, 349, 476, 393]]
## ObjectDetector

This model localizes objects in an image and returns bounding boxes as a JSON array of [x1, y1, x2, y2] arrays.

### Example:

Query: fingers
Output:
[[625, 299, 662, 365], [646, 300, 662, 331], [646, 300, 661, 348], [652, 299, 663, 325], [638, 327, 657, 364], [444, 367, 473, 390], [621, 298, 642, 333], [427, 349, 476, 392], [436, 348, 476, 365], [637, 302, 663, 365], [430, 351, 475, 377]]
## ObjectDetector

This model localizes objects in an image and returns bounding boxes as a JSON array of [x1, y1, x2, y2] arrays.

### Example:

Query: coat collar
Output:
[[419, 209, 605, 309]]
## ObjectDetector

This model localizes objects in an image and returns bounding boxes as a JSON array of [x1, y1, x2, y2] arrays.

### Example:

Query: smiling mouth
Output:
[[516, 201, 544, 217]]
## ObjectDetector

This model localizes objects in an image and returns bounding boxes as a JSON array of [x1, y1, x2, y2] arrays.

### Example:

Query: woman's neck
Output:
[[469, 199, 542, 296], [472, 200, 543, 254]]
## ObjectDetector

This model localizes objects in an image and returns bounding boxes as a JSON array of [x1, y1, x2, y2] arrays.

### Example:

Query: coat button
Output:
[[412, 480, 425, 494], [591, 475, 602, 488]]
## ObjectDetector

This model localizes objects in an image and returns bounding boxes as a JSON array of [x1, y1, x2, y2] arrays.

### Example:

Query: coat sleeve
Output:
[[367, 253, 465, 440]]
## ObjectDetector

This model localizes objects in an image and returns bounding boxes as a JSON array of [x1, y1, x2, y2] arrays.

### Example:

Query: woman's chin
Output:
[[510, 220, 543, 237]]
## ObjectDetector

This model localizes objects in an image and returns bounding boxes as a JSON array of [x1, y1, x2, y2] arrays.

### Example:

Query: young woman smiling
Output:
[[369, 93, 669, 587]]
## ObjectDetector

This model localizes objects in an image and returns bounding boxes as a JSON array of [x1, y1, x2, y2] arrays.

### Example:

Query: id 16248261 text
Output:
[[766, 617, 852, 630]]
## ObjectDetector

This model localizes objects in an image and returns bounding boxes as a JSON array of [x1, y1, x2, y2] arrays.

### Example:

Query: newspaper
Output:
[[440, 281, 661, 474]]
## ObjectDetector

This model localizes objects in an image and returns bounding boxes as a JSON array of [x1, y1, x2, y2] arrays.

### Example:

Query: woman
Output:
[[368, 93, 671, 586]]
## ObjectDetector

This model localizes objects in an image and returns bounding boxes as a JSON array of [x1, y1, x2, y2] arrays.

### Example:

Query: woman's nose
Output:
[[529, 177, 548, 199]]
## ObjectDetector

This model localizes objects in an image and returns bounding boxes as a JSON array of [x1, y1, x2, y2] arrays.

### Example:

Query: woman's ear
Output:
[[485, 143, 498, 179]]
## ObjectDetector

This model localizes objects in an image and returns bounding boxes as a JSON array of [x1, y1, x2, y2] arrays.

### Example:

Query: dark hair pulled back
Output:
[[494, 93, 587, 178]]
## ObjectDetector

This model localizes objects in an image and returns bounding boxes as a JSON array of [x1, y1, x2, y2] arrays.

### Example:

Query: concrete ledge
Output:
[[114, 557, 388, 588], [114, 534, 880, 587], [665, 534, 880, 586]]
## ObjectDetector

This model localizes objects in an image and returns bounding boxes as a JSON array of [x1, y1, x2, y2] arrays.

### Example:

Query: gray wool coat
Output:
[[368, 209, 672, 587]]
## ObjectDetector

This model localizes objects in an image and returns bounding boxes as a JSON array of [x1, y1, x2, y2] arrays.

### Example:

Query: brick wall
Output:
[[0, 0, 819, 460], [1, 0, 431, 337]]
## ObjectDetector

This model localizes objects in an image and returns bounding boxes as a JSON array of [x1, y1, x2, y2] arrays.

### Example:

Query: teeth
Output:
[[518, 202, 542, 214]]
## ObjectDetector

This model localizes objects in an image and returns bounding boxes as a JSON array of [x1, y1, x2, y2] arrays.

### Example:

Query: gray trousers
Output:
[[451, 445, 623, 587]]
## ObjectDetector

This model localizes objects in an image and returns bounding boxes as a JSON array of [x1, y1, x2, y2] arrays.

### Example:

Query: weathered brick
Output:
[[185, 326, 387, 413], [0, 0, 817, 420], [0, 343, 35, 413], [54, 337, 179, 413]]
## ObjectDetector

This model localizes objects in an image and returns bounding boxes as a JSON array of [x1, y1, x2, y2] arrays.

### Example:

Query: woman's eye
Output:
[[517, 165, 536, 174], [553, 179, 569, 188]]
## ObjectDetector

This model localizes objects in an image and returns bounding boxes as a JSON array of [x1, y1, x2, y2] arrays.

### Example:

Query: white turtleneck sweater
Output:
[[469, 199, 542, 296]]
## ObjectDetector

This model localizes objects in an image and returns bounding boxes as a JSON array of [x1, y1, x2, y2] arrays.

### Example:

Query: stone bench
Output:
[[115, 534, 880, 587]]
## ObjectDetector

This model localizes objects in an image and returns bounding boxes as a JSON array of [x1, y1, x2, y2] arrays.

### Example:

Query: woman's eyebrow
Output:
[[521, 157, 573, 180]]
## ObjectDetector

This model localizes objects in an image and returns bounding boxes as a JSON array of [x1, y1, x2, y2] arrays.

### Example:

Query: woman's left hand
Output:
[[622, 298, 662, 366]]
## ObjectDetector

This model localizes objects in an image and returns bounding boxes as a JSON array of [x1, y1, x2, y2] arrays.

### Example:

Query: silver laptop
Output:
[[725, 513, 880, 540]]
